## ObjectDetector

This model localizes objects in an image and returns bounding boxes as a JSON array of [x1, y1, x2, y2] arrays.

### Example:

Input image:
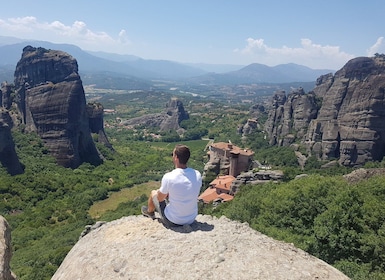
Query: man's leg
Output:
[[147, 189, 158, 213], [151, 194, 181, 228], [141, 189, 158, 219]]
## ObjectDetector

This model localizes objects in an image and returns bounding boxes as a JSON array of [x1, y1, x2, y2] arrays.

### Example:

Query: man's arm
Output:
[[157, 189, 168, 202]]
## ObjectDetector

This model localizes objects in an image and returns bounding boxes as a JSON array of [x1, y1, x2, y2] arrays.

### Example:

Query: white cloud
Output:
[[235, 37, 355, 69], [118, 29, 131, 45], [0, 16, 129, 53], [0, 16, 37, 32], [367, 37, 384, 56]]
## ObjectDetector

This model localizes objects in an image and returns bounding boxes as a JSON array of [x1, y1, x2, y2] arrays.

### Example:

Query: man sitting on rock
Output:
[[141, 144, 202, 227]]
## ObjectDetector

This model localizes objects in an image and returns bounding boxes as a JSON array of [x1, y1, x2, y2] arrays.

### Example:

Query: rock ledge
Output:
[[52, 215, 349, 280]]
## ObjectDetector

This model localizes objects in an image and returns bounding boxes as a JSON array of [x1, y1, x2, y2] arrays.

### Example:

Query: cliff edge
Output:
[[52, 215, 349, 280]]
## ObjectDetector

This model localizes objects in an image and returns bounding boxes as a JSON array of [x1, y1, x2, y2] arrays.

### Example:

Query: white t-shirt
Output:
[[159, 167, 202, 225]]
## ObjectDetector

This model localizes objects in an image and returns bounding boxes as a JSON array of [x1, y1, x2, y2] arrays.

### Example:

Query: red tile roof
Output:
[[198, 188, 218, 204], [210, 142, 254, 156], [198, 175, 236, 203], [217, 193, 234, 202], [210, 175, 235, 192]]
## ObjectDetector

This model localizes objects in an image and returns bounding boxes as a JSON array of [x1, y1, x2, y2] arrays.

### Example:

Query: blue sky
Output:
[[0, 0, 384, 70]]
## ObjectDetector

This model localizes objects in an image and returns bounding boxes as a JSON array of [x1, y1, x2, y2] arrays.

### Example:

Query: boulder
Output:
[[52, 215, 349, 280], [343, 167, 385, 184]]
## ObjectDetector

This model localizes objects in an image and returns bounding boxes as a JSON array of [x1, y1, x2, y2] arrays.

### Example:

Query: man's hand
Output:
[[157, 189, 168, 202]]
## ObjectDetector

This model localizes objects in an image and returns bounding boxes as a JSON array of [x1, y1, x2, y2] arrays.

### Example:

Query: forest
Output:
[[1, 89, 385, 280]]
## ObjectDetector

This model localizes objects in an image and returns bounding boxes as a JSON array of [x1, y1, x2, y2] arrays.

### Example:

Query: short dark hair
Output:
[[174, 144, 190, 164]]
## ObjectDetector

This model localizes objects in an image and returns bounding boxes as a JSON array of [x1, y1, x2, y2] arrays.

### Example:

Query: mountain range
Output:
[[0, 36, 334, 89]]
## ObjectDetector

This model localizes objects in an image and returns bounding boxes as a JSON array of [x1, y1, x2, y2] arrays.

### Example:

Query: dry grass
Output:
[[89, 181, 160, 219]]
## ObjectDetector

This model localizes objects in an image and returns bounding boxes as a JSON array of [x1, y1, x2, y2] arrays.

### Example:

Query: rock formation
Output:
[[343, 167, 385, 184], [0, 216, 16, 280], [121, 97, 189, 133], [238, 118, 260, 137], [265, 88, 319, 147], [13, 46, 103, 168], [160, 98, 189, 131], [86, 102, 113, 150], [1, 82, 13, 110], [0, 109, 23, 175], [238, 104, 266, 137], [264, 55, 385, 166], [51, 215, 349, 280]]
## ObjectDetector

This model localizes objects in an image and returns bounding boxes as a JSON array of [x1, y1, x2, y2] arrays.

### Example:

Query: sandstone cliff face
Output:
[[1, 82, 13, 109], [87, 102, 113, 150], [13, 46, 102, 168], [160, 98, 189, 131], [265, 55, 385, 166], [51, 215, 349, 280], [265, 88, 318, 146], [0, 109, 23, 175]]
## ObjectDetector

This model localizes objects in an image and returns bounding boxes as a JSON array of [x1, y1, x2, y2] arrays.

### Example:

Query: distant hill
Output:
[[187, 63, 333, 85], [85, 50, 141, 62], [0, 37, 334, 88], [0, 40, 208, 82], [0, 41, 205, 79], [184, 63, 244, 73]]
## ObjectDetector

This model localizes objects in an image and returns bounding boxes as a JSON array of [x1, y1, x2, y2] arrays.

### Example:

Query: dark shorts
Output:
[[151, 195, 182, 228]]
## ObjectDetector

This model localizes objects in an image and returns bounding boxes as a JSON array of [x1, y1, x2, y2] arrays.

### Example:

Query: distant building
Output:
[[208, 142, 254, 177], [198, 175, 236, 204], [103, 109, 116, 114]]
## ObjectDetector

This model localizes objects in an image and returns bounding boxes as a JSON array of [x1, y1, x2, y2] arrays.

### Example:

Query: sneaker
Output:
[[141, 205, 155, 219]]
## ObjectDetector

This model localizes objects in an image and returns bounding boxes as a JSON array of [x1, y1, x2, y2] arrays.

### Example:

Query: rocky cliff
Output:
[[51, 215, 349, 280], [0, 216, 16, 280], [265, 88, 319, 147], [87, 102, 113, 150], [265, 55, 385, 166], [121, 97, 189, 133], [0, 109, 23, 175], [12, 46, 103, 168], [0, 82, 24, 175]]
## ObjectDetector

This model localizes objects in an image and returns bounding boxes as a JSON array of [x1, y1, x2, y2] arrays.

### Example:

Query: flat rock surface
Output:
[[52, 215, 350, 280]]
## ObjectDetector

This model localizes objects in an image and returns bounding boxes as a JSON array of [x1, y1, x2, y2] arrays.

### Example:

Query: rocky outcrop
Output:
[[52, 215, 349, 280], [121, 98, 189, 133], [265, 88, 319, 146], [238, 118, 260, 137], [230, 170, 284, 194], [13, 46, 103, 168], [264, 90, 287, 145], [265, 55, 385, 166], [86, 102, 113, 150], [306, 56, 385, 166], [343, 167, 385, 184], [0, 216, 16, 280], [1, 82, 13, 109], [238, 104, 266, 137], [160, 98, 189, 131], [0, 109, 23, 175]]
